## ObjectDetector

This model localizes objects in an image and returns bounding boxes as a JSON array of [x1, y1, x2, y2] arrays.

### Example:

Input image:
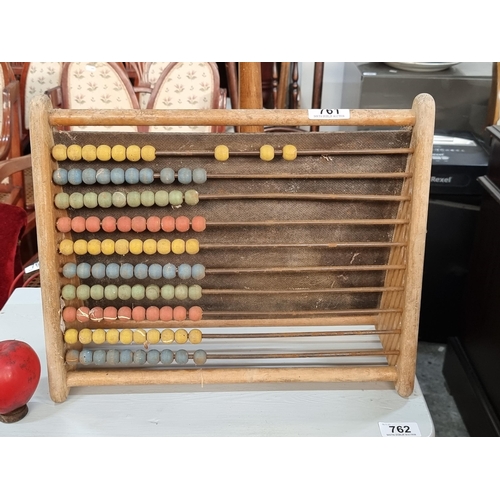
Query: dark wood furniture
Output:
[[443, 125, 500, 436]]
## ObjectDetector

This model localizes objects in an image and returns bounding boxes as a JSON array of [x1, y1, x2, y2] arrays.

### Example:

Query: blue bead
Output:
[[125, 168, 140, 184], [163, 263, 176, 280], [147, 349, 160, 365], [110, 167, 125, 184], [120, 263, 134, 279], [134, 263, 148, 279], [82, 168, 97, 184], [193, 349, 207, 365], [107, 349, 121, 365], [52, 169, 68, 185], [67, 169, 82, 185], [160, 168, 175, 184], [160, 349, 174, 365], [175, 349, 189, 364], [192, 168, 207, 184], [96, 168, 111, 184], [177, 263, 192, 280], [148, 263, 163, 280], [120, 349, 133, 364], [133, 350, 147, 365], [191, 264, 206, 280], [79, 349, 93, 365], [177, 167, 192, 184], [91, 263, 106, 279], [62, 262, 77, 278], [106, 263, 120, 279], [76, 263, 91, 279], [93, 349, 107, 365], [139, 168, 154, 184]]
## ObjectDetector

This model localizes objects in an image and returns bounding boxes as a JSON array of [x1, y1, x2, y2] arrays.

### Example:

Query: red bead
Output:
[[117, 306, 132, 320], [188, 306, 203, 322], [56, 217, 72, 233], [131, 216, 147, 233], [76, 306, 90, 322], [71, 216, 87, 233], [191, 216, 206, 232], [132, 306, 146, 321], [101, 216, 117, 233], [173, 306, 187, 321], [86, 216, 101, 233], [161, 216, 175, 232], [175, 216, 190, 232], [103, 306, 118, 320], [159, 306, 173, 321], [147, 216, 161, 232], [117, 216, 132, 232], [62, 307, 77, 322], [146, 306, 160, 321]]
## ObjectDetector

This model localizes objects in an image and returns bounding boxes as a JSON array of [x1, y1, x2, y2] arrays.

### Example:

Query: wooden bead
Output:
[[146, 307, 160, 321], [59, 240, 74, 256], [117, 216, 132, 232], [106, 349, 120, 364], [125, 167, 139, 184], [191, 216, 206, 232], [147, 328, 161, 344], [80, 349, 93, 365], [120, 349, 133, 364], [175, 216, 190, 232], [82, 145, 97, 162], [111, 145, 126, 162], [184, 189, 199, 206], [93, 328, 106, 344], [106, 329, 120, 344], [214, 145, 229, 161], [141, 190, 155, 207], [111, 167, 125, 184], [169, 190, 183, 207], [76, 307, 90, 322], [175, 349, 189, 364], [159, 306, 173, 321], [103, 307, 118, 320], [106, 263, 120, 279], [67, 144, 82, 161], [85, 215, 101, 232], [193, 349, 207, 365], [73, 239, 88, 255], [175, 284, 188, 300], [79, 328, 93, 344], [127, 191, 141, 207], [69, 192, 84, 209], [76, 284, 91, 300], [120, 329, 133, 344], [87, 239, 102, 255], [188, 306, 203, 321], [161, 284, 175, 300], [83, 192, 98, 208], [133, 328, 147, 344], [91, 263, 106, 279], [140, 168, 154, 184], [64, 328, 78, 344], [126, 145, 141, 162], [98, 192, 113, 208], [131, 284, 146, 300], [163, 263, 176, 279], [131, 216, 147, 232], [160, 349, 174, 364], [104, 284, 118, 300], [96, 144, 112, 161], [112, 191, 127, 208], [90, 284, 104, 300], [161, 329, 175, 344], [93, 349, 106, 365], [147, 216, 161, 232], [66, 350, 80, 365], [96, 168, 111, 184], [115, 239, 130, 255], [188, 285, 202, 300], [117, 306, 132, 320], [62, 307, 77, 322], [56, 217, 72, 233], [67, 169, 82, 185], [132, 307, 146, 321], [186, 239, 200, 255], [52, 144, 67, 161], [101, 240, 115, 255], [188, 329, 202, 344], [141, 145, 156, 161], [102, 216, 117, 233], [173, 305, 187, 321], [146, 285, 160, 300], [52, 169, 68, 185], [143, 239, 157, 255], [118, 285, 132, 300], [147, 350, 160, 365], [171, 239, 185, 255], [89, 307, 104, 322], [161, 216, 175, 232], [282, 144, 297, 161], [260, 144, 275, 161], [54, 192, 70, 209], [174, 329, 188, 344], [129, 239, 143, 255]]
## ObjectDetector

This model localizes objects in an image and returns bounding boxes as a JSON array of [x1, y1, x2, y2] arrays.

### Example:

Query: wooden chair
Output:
[[19, 62, 63, 152], [145, 62, 226, 133], [486, 62, 500, 127], [48, 62, 145, 132]]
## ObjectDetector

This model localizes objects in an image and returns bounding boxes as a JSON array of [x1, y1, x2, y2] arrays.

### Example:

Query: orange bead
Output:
[[132, 307, 146, 321], [161, 216, 175, 232], [175, 216, 190, 232], [131, 216, 147, 233], [188, 306, 203, 322], [146, 306, 160, 321], [117, 216, 132, 232], [56, 217, 72, 233], [191, 216, 206, 232], [160, 306, 173, 321], [117, 306, 132, 320], [147, 216, 161, 233], [71, 216, 87, 233], [62, 307, 77, 322], [102, 216, 117, 233], [173, 306, 187, 321], [85, 216, 101, 232], [76, 306, 90, 322]]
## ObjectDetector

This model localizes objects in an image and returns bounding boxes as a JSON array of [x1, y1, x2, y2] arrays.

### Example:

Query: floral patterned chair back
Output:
[[136, 62, 171, 109], [146, 62, 225, 133], [21, 63, 63, 133], [61, 62, 142, 132]]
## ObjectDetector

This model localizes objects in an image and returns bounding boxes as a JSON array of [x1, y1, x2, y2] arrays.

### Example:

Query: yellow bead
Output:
[[126, 145, 141, 162], [93, 328, 106, 344], [52, 144, 67, 161], [141, 145, 156, 161], [115, 239, 130, 256], [64, 328, 78, 344], [282, 144, 297, 161], [186, 239, 200, 255], [67, 144, 82, 161], [133, 329, 147, 344], [82, 144, 97, 162], [79, 328, 93, 344], [129, 239, 143, 255], [111, 145, 126, 162], [171, 239, 185, 255], [87, 239, 102, 255], [73, 239, 88, 255], [96, 144, 112, 161], [214, 145, 229, 161], [101, 239, 115, 255], [260, 144, 274, 161], [59, 240, 74, 256], [174, 329, 188, 344], [188, 329, 202, 344], [120, 328, 133, 344], [143, 239, 157, 255], [161, 329, 175, 344], [157, 239, 171, 255], [106, 329, 120, 344], [147, 329, 161, 344]]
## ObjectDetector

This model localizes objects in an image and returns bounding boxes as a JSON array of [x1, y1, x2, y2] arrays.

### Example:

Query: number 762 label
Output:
[[379, 422, 421, 437]]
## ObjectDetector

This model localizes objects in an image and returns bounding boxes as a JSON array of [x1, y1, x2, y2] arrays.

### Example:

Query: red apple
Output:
[[0, 340, 41, 422]]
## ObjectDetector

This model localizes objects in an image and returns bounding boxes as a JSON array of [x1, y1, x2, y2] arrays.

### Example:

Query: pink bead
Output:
[[89, 307, 104, 321], [117, 306, 132, 320], [62, 307, 77, 322], [188, 306, 203, 322], [86, 216, 101, 233], [71, 216, 87, 233], [146, 216, 161, 232], [117, 216, 132, 232], [132, 306, 146, 321], [103, 306, 118, 320], [146, 306, 160, 321], [76, 306, 90, 322], [161, 216, 175, 232], [175, 216, 190, 232], [56, 217, 72, 233], [191, 216, 206, 232], [173, 306, 187, 321], [101, 216, 117, 233], [131, 216, 147, 233], [159, 306, 173, 321]]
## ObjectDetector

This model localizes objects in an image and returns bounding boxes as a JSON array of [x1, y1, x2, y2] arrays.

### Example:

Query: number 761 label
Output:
[[308, 108, 351, 120], [379, 422, 421, 437]]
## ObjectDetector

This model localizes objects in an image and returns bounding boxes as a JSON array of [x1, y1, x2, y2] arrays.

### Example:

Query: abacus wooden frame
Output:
[[30, 94, 435, 403]]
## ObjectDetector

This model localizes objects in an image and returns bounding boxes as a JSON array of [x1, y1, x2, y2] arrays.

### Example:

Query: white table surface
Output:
[[0, 288, 435, 437]]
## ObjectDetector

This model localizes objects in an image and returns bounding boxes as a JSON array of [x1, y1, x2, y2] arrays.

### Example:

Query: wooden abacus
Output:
[[30, 93, 435, 403]]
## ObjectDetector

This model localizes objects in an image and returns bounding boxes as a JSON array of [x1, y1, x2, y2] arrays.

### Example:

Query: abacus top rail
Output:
[[47, 107, 417, 128]]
